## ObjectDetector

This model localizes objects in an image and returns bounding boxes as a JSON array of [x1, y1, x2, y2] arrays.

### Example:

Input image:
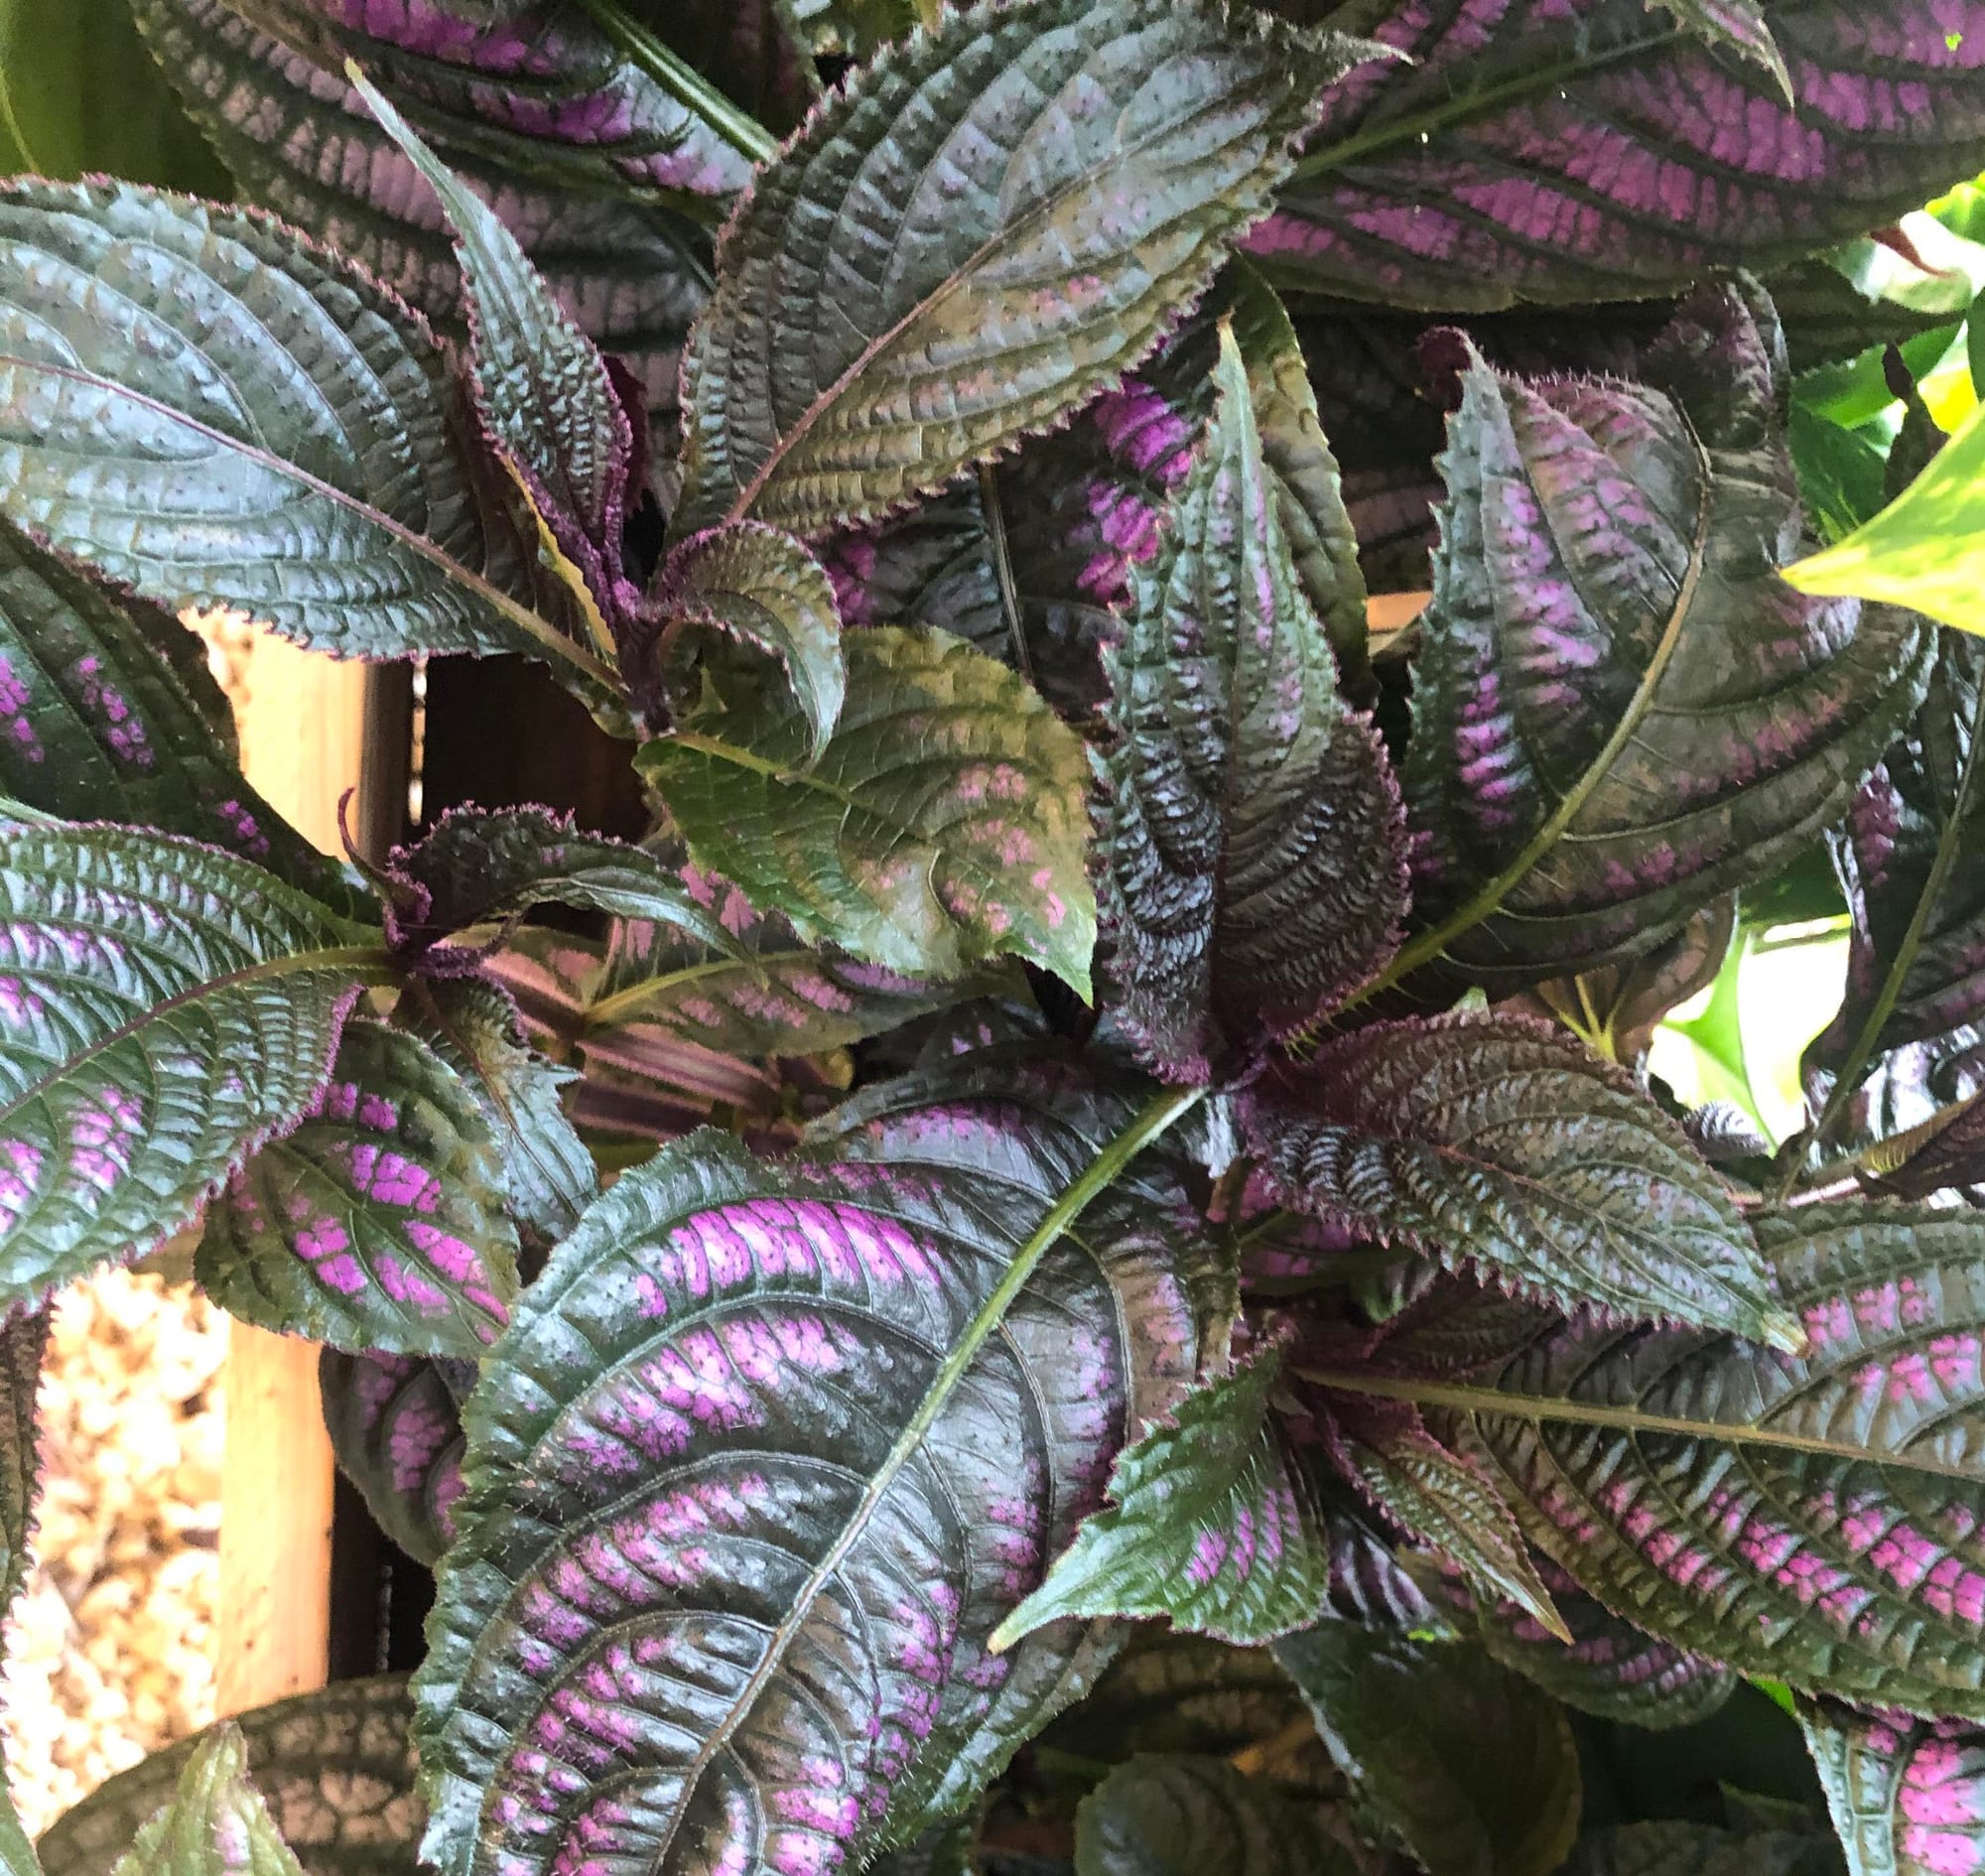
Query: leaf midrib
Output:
[[1303, 1368, 1985, 1486], [0, 943, 396, 1135]]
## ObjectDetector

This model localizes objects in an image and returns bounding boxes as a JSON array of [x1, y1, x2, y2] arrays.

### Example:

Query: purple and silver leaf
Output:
[[0, 822, 382, 1315], [1401, 280, 1932, 987], [1255, 0, 1985, 309], [414, 1075, 1204, 1876], [320, 1349, 472, 1569], [1800, 1697, 1985, 1876], [195, 1017, 518, 1358], [673, 0, 1373, 537], [1098, 324, 1407, 1083], [1309, 1204, 1985, 1716], [1241, 1012, 1799, 1345]]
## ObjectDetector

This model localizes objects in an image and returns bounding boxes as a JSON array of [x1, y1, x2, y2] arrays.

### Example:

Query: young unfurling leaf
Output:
[[992, 1340, 1333, 1650], [1098, 324, 1406, 1081], [109, 1725, 307, 1876]]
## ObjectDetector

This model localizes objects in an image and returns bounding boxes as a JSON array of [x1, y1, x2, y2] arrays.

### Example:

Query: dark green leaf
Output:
[[1799, 1697, 1985, 1876], [0, 822, 385, 1311], [674, 0, 1371, 535], [1099, 323, 1405, 1081], [1074, 1755, 1356, 1876], [196, 1017, 518, 1357], [1561, 1822, 1838, 1876], [1310, 1204, 1985, 1717], [41, 1680, 421, 1876], [0, 519, 357, 917], [414, 1074, 1206, 1876], [1397, 282, 1932, 988], [640, 626, 1097, 996], [384, 807, 728, 958], [0, 1310, 44, 1876], [1256, 0, 1985, 309], [992, 1341, 1333, 1650], [0, 178, 626, 716], [319, 1350, 471, 1568], [1275, 1624, 1582, 1876], [1242, 1013, 1800, 1345]]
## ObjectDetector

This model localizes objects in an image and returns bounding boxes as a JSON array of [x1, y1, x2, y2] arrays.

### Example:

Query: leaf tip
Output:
[[1760, 1307, 1810, 1358]]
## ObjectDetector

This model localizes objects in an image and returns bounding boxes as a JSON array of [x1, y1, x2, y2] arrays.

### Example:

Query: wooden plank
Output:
[[192, 618, 371, 1716]]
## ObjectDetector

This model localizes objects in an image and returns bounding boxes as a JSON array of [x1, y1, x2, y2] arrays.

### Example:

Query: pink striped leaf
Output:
[[1801, 1697, 1985, 1876]]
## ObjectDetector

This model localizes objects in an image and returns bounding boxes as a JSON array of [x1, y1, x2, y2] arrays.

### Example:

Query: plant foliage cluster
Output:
[[8, 0, 1985, 1871]]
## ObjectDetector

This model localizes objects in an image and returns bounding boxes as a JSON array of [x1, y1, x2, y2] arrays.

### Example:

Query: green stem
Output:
[[572, 0, 780, 167], [979, 464, 1034, 685], [1773, 676, 1985, 1200], [1330, 424, 1713, 1019]]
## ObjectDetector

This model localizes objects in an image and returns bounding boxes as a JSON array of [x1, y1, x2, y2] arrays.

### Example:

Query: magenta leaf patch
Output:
[[1401, 282, 1932, 987], [39, 1676, 423, 1876], [320, 1350, 473, 1571], [1097, 324, 1407, 1083], [0, 822, 382, 1314], [992, 1340, 1334, 1651], [196, 1018, 519, 1359], [1257, 0, 1985, 309], [1241, 1013, 1797, 1344], [1801, 1697, 1985, 1876], [413, 1079, 1204, 1876]]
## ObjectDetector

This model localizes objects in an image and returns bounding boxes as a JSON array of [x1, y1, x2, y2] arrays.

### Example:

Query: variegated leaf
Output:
[[196, 1018, 518, 1357], [640, 627, 1096, 996], [992, 1341, 1333, 1650], [1801, 1697, 1985, 1876], [0, 822, 385, 1311], [320, 1350, 471, 1568], [1241, 1013, 1798, 1345]]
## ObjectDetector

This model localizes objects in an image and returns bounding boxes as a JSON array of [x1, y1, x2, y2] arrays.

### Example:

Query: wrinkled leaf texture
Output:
[[0, 822, 383, 1312], [674, 0, 1371, 536], [320, 1349, 472, 1569], [1099, 323, 1405, 1081], [1253, 0, 1985, 309], [641, 626, 1097, 997], [1800, 1696, 1985, 1876], [0, 1310, 44, 1873], [994, 1340, 1333, 1648], [1242, 1013, 1798, 1344], [129, 0, 721, 423], [1561, 1822, 1839, 1876], [196, 1017, 519, 1358], [110, 1726, 306, 1876], [0, 178, 623, 714], [39, 1677, 422, 1876], [1402, 280, 1932, 987], [1314, 1204, 1985, 1716], [415, 1070, 1205, 1876]]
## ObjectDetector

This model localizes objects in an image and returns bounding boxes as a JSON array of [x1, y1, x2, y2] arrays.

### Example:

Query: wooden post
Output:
[[193, 619, 371, 1716]]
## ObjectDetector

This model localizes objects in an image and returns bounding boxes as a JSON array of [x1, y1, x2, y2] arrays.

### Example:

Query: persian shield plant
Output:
[[8, 0, 1985, 1872]]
